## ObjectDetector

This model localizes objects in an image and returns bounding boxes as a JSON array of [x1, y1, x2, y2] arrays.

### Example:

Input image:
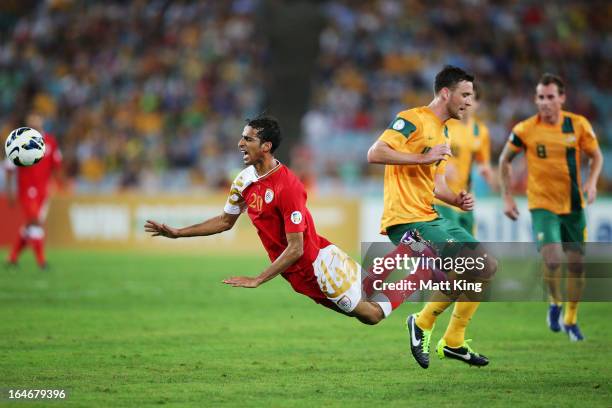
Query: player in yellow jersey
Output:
[[427, 85, 496, 369], [368, 66, 498, 368], [434, 84, 496, 234], [499, 74, 603, 341]]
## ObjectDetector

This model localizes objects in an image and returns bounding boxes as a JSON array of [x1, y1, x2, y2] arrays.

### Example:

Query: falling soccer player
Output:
[[145, 116, 434, 328]]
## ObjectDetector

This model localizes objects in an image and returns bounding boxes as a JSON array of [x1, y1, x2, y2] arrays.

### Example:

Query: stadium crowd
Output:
[[0, 0, 610, 194], [303, 0, 611, 194], [1, 0, 264, 192]]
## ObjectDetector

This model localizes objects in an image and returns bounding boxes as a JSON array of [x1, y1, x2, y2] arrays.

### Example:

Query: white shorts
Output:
[[313, 245, 362, 313]]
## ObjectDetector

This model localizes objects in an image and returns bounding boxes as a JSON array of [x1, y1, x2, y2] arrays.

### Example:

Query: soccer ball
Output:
[[5, 127, 46, 166]]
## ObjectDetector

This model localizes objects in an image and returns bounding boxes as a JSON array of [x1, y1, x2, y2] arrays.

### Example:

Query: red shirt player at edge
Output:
[[144, 116, 433, 326], [5, 112, 62, 270]]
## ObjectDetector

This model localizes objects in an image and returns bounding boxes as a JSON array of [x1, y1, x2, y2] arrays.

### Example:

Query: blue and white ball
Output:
[[5, 127, 46, 166]]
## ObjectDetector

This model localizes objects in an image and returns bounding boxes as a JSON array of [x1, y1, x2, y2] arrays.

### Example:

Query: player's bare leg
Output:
[[349, 301, 385, 325], [542, 243, 563, 302]]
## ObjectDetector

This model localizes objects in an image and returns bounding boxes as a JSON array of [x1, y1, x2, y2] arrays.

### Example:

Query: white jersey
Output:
[[223, 162, 285, 215], [223, 166, 258, 215]]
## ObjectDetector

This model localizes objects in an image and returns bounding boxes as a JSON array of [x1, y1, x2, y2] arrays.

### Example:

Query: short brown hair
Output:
[[538, 73, 565, 95], [434, 65, 474, 94]]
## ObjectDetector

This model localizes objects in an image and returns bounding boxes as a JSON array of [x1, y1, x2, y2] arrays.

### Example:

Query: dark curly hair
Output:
[[246, 116, 282, 153]]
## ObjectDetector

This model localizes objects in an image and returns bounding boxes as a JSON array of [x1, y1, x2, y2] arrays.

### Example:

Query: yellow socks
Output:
[[416, 301, 451, 330], [564, 302, 578, 325], [443, 302, 480, 348]]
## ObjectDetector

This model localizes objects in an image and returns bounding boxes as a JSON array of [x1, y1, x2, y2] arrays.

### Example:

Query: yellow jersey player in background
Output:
[[368, 66, 498, 369], [433, 84, 496, 234], [499, 73, 603, 341]]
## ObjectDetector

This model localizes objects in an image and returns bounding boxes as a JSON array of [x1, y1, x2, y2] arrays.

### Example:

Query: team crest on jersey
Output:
[[264, 188, 274, 204], [291, 211, 303, 225], [566, 135, 576, 144], [392, 118, 405, 131]]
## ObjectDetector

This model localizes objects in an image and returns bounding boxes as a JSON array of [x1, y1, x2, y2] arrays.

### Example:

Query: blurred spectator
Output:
[[305, 0, 611, 195], [1, 1, 610, 196], [0, 0, 265, 192]]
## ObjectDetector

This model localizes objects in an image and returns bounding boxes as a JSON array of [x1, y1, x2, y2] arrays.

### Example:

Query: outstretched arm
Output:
[[498, 143, 520, 220], [223, 232, 304, 288], [144, 212, 240, 238]]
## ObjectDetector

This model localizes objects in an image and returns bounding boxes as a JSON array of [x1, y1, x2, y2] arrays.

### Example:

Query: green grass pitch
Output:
[[1, 250, 611, 407]]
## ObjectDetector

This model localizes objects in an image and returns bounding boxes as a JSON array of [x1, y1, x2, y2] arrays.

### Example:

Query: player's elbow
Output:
[[368, 145, 385, 164], [293, 245, 304, 259], [220, 215, 237, 232], [498, 152, 512, 168], [288, 243, 304, 260], [366, 147, 375, 163]]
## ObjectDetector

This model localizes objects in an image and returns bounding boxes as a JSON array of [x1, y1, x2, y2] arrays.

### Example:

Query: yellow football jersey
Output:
[[434, 117, 491, 209], [378, 106, 450, 233], [507, 111, 599, 214]]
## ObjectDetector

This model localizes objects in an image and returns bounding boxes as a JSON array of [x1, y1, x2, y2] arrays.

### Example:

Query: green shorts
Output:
[[434, 204, 475, 235], [530, 209, 586, 253], [387, 217, 479, 258]]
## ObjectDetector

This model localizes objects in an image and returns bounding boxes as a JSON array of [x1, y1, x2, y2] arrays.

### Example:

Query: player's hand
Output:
[[222, 276, 262, 288], [583, 180, 597, 204], [503, 195, 519, 220], [421, 144, 451, 165], [455, 190, 474, 211], [144, 220, 180, 238]]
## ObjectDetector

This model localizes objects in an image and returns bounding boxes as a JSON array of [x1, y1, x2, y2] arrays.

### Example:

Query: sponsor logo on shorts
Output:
[[291, 211, 302, 224], [337, 295, 352, 312], [264, 188, 274, 204], [537, 232, 544, 241]]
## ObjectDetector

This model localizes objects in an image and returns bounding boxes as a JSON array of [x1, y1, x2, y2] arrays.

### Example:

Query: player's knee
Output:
[[567, 263, 584, 277], [359, 313, 384, 325], [485, 255, 498, 278], [474, 254, 497, 281], [353, 302, 385, 325], [567, 257, 584, 276], [544, 259, 562, 272], [542, 250, 561, 272]]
